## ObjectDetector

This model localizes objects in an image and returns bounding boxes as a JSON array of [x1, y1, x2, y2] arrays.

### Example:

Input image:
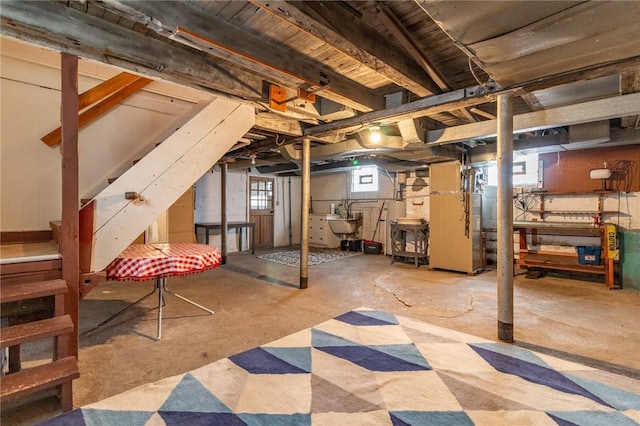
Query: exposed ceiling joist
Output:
[[374, 2, 448, 91], [0, 0, 266, 101], [103, 0, 383, 112], [250, 0, 442, 97]]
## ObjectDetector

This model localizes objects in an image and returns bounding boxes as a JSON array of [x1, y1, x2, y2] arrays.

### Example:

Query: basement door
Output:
[[249, 176, 274, 249]]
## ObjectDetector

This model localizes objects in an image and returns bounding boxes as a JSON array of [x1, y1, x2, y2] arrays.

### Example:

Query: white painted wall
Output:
[[482, 185, 639, 263], [309, 169, 395, 242], [194, 168, 301, 251], [0, 36, 211, 231], [405, 175, 430, 221]]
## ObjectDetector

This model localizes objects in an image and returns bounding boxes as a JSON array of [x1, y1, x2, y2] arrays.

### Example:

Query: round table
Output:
[[91, 243, 222, 339]]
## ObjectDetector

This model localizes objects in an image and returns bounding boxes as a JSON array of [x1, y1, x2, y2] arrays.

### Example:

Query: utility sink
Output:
[[328, 218, 360, 234]]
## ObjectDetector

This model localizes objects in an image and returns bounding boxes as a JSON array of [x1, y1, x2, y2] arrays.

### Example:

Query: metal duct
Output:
[[397, 118, 424, 143], [568, 120, 610, 144]]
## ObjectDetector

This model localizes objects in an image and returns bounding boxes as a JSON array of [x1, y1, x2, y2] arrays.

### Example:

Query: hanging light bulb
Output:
[[250, 154, 257, 165], [369, 125, 381, 143]]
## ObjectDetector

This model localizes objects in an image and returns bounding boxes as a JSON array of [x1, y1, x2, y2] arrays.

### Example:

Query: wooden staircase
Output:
[[80, 97, 255, 273], [0, 91, 254, 416], [0, 279, 79, 411]]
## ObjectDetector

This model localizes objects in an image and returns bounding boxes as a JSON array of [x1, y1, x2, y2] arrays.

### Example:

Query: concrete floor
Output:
[[3, 247, 640, 425]]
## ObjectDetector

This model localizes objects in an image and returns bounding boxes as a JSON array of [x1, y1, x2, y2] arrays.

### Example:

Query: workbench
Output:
[[194, 222, 256, 254], [514, 221, 617, 289]]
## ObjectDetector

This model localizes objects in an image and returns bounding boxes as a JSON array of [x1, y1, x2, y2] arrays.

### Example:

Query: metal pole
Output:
[[497, 92, 514, 342], [221, 162, 228, 264], [300, 137, 311, 289], [288, 177, 293, 246]]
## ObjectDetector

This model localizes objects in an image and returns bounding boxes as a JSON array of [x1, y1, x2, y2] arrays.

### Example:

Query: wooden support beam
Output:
[[60, 52, 79, 411], [78, 72, 140, 110], [375, 2, 448, 91], [375, 3, 477, 123], [41, 76, 151, 146], [0, 1, 266, 103], [100, 1, 383, 112]]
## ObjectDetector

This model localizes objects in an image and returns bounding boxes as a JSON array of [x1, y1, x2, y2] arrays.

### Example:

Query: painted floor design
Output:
[[257, 248, 362, 267], [41, 309, 640, 425]]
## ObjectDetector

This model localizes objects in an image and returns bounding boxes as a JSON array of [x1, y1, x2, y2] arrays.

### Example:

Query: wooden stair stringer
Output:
[[88, 97, 255, 272]]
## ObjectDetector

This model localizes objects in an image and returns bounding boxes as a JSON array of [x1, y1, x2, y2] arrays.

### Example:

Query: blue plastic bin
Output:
[[576, 246, 601, 265]]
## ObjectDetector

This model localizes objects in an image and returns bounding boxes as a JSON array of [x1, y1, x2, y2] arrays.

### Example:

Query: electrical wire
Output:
[[611, 160, 637, 192], [468, 57, 489, 88], [513, 192, 538, 221]]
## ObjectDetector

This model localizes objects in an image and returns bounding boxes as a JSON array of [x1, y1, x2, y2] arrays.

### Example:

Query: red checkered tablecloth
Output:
[[106, 243, 222, 281]]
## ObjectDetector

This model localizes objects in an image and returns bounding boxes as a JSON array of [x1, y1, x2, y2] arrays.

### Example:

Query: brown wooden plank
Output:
[[519, 253, 606, 275], [0, 279, 67, 304], [1, 271, 63, 286], [0, 259, 61, 276], [0, 231, 53, 244], [0, 357, 79, 402], [78, 72, 139, 110], [41, 76, 152, 146], [79, 200, 95, 274], [61, 53, 80, 367], [0, 315, 73, 348]]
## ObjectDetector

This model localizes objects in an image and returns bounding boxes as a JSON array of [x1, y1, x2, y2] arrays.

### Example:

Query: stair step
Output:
[[1, 315, 74, 348], [0, 279, 67, 304], [0, 357, 79, 402]]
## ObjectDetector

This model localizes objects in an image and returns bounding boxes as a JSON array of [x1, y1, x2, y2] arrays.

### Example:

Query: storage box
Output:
[[363, 241, 383, 254], [576, 246, 601, 265]]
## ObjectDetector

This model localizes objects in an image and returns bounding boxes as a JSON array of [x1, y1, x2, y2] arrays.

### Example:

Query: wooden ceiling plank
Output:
[[108, 1, 382, 112], [42, 77, 152, 146], [375, 3, 476, 123], [375, 2, 448, 91], [250, 0, 440, 97], [0, 1, 267, 102]]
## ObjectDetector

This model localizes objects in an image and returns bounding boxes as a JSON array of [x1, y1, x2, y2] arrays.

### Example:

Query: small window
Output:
[[487, 152, 539, 187], [250, 178, 273, 210], [352, 166, 378, 192]]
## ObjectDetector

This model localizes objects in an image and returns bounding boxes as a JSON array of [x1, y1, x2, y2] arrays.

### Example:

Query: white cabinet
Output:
[[308, 215, 341, 248]]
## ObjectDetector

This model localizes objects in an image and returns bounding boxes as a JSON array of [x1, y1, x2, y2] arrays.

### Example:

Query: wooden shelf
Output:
[[514, 222, 617, 289], [526, 210, 620, 215], [517, 253, 605, 275]]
